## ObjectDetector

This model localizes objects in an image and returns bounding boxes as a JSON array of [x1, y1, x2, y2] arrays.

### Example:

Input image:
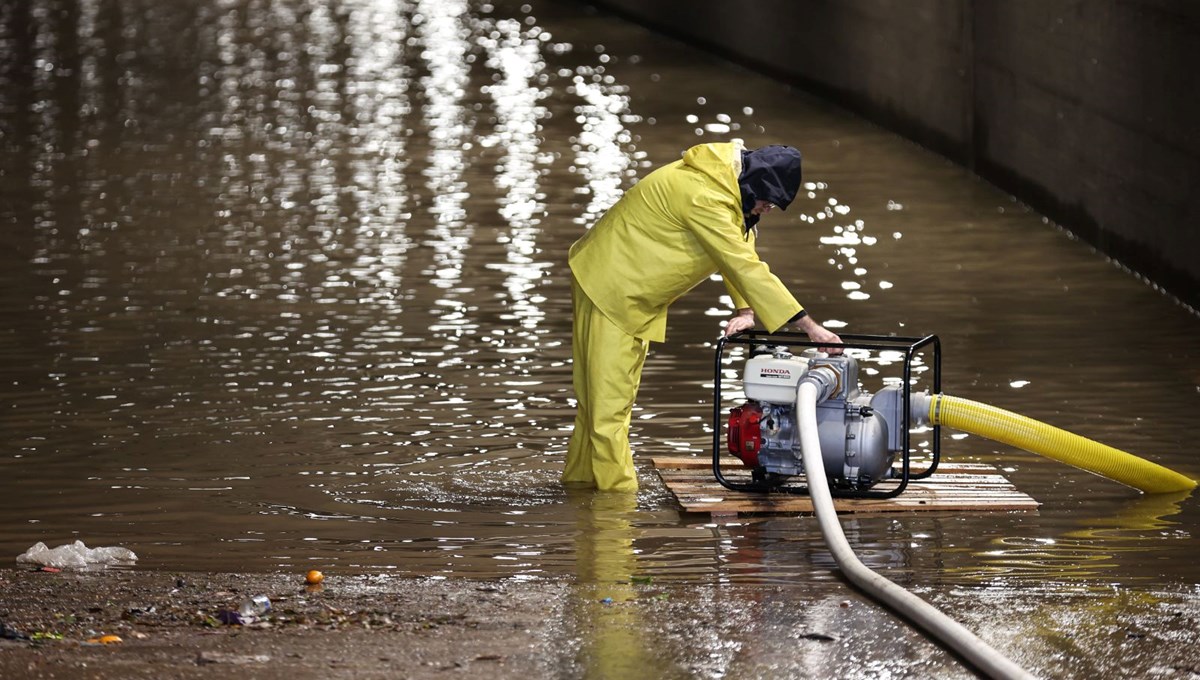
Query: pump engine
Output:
[[726, 347, 909, 489]]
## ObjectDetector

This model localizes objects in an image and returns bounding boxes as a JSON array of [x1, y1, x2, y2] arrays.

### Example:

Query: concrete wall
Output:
[[589, 0, 1200, 309]]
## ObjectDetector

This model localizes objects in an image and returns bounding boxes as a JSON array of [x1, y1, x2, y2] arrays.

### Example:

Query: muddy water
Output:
[[1, 0, 1197, 612]]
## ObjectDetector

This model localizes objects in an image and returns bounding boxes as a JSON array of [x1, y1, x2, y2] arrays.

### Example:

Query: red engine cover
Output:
[[727, 402, 764, 468]]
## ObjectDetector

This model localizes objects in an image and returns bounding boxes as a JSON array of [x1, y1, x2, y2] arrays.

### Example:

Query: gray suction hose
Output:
[[797, 372, 1035, 680]]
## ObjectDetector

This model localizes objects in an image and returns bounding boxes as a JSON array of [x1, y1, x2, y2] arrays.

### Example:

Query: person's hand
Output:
[[807, 325, 844, 355], [723, 308, 756, 337], [791, 314, 844, 355]]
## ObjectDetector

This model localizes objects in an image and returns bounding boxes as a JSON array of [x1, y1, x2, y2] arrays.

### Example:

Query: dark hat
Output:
[[738, 145, 803, 216]]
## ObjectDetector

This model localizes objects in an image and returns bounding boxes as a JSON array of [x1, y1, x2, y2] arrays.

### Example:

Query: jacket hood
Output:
[[738, 145, 802, 215], [680, 142, 743, 198]]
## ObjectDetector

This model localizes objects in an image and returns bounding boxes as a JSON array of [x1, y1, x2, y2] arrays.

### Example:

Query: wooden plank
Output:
[[672, 498, 1038, 513], [657, 479, 1022, 494], [648, 456, 1039, 516], [658, 472, 1017, 485], [650, 454, 999, 474]]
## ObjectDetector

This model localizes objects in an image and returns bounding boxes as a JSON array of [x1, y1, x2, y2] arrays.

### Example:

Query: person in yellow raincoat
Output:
[[565, 140, 843, 492]]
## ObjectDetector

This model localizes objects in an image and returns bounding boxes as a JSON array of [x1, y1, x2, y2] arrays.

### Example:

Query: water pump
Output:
[[726, 346, 907, 490], [714, 330, 1195, 496]]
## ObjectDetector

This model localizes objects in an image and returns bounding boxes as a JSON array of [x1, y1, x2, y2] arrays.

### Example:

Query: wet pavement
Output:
[[2, 0, 1199, 677], [1, 568, 1197, 679]]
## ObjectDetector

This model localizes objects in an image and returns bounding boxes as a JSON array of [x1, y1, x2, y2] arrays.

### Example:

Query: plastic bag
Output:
[[16, 540, 138, 569]]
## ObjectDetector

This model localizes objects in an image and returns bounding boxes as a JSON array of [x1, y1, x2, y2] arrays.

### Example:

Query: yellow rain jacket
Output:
[[568, 141, 803, 342]]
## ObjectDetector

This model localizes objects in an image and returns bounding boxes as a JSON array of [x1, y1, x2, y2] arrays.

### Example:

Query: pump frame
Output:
[[712, 330, 941, 499]]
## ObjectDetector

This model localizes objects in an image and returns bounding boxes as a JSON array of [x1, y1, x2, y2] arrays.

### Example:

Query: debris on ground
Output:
[[16, 541, 138, 569]]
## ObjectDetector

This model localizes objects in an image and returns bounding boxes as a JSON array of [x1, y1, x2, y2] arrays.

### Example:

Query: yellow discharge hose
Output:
[[927, 394, 1196, 494]]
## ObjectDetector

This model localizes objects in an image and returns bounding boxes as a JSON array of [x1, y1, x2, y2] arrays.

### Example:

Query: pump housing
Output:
[[726, 347, 907, 489]]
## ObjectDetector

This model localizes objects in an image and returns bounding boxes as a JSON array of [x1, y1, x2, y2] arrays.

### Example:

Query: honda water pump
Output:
[[712, 330, 945, 497], [725, 345, 909, 490]]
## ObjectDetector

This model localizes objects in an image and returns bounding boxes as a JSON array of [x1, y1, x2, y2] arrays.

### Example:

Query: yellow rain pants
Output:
[[564, 278, 648, 492]]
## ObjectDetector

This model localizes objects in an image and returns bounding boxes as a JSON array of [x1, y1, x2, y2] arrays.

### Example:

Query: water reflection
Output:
[[944, 490, 1190, 588], [417, 0, 472, 304], [480, 15, 551, 338], [569, 63, 637, 225], [567, 489, 658, 679], [342, 1, 414, 298]]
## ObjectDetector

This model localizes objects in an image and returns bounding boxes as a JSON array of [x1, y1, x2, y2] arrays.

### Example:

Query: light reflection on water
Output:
[[1, 0, 1198, 605]]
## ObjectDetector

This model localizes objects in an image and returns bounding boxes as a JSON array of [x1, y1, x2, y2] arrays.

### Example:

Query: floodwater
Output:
[[1, 0, 1199, 675]]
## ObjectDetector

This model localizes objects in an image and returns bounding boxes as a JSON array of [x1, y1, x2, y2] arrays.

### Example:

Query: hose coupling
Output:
[[801, 355, 855, 404], [909, 391, 933, 427]]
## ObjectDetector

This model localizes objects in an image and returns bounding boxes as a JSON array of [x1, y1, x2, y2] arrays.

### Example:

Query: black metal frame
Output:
[[712, 330, 942, 499]]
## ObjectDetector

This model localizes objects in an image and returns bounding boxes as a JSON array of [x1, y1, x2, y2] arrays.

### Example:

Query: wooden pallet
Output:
[[650, 455, 1040, 516]]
